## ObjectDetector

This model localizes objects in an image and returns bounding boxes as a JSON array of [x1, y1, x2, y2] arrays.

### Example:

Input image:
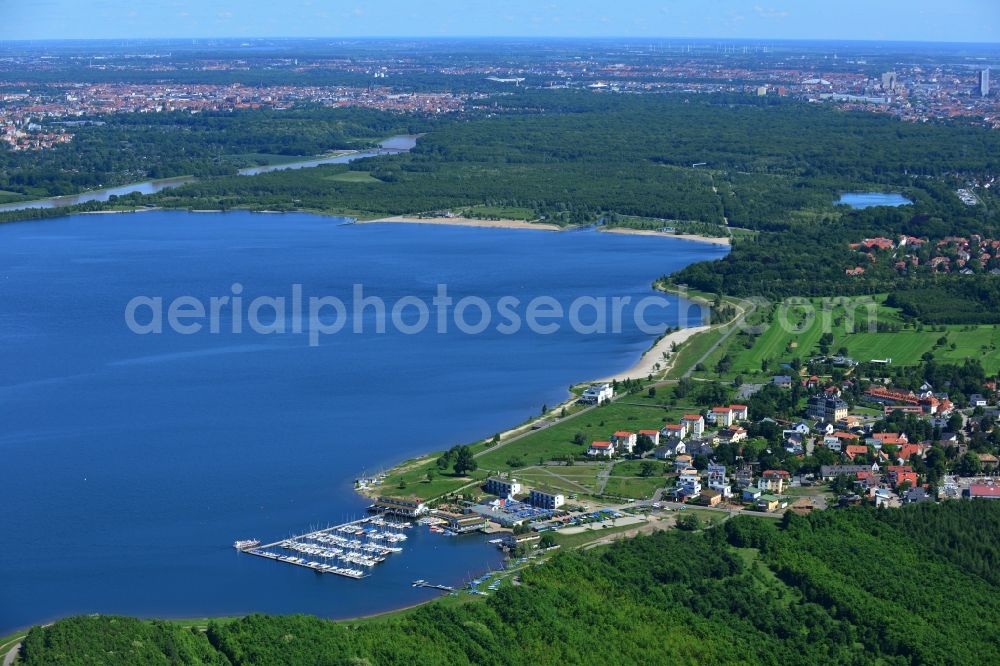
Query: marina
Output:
[[235, 515, 413, 580]]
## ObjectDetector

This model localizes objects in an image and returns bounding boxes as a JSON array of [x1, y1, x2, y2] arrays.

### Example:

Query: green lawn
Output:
[[722, 297, 1000, 376], [665, 327, 725, 378], [602, 476, 665, 500], [476, 396, 681, 471], [512, 466, 601, 496], [324, 171, 382, 184]]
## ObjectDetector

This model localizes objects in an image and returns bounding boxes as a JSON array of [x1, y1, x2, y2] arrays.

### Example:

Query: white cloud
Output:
[[753, 5, 789, 19]]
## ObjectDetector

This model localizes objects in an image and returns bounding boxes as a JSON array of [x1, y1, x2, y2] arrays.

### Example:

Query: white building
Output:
[[579, 383, 613, 405], [710, 407, 735, 427], [529, 488, 565, 510], [588, 441, 615, 457], [638, 429, 661, 447], [660, 424, 686, 440], [707, 464, 733, 498], [681, 415, 705, 438], [486, 476, 522, 498], [612, 431, 637, 454]]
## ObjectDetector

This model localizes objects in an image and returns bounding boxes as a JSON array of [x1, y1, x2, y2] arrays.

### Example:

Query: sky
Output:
[[1, 0, 998, 43]]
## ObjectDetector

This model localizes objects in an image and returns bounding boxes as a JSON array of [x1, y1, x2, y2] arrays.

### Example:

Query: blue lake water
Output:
[[0, 211, 725, 633], [836, 192, 913, 209]]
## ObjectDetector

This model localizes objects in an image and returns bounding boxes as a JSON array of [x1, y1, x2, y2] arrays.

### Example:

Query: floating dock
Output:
[[235, 515, 411, 580], [412, 579, 455, 592]]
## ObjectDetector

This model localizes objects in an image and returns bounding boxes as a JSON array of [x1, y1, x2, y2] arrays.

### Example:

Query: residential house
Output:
[[656, 437, 686, 458], [871, 432, 908, 448], [874, 488, 901, 509], [684, 438, 714, 457], [638, 429, 661, 447], [757, 494, 786, 512], [699, 489, 723, 506], [588, 441, 615, 458], [612, 431, 637, 454], [742, 487, 763, 502], [772, 375, 794, 389], [845, 444, 870, 461], [707, 464, 732, 498], [978, 453, 999, 472], [970, 394, 988, 408], [674, 454, 694, 471], [897, 443, 925, 462], [674, 476, 702, 501], [678, 468, 701, 486], [485, 477, 523, 498], [681, 414, 705, 438], [718, 427, 748, 445], [660, 424, 685, 441], [653, 446, 673, 460], [788, 421, 811, 436], [758, 470, 789, 493], [709, 406, 736, 427], [729, 405, 749, 421], [820, 464, 877, 480], [903, 487, 931, 504], [735, 465, 755, 489], [823, 435, 843, 452], [887, 465, 918, 489]]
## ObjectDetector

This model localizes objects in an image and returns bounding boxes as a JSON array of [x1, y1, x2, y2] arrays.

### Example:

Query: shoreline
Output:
[[597, 227, 731, 246], [593, 324, 712, 383], [357, 215, 563, 231]]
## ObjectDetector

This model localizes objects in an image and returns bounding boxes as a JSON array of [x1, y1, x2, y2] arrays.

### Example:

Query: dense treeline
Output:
[[0, 106, 431, 198], [20, 502, 1000, 665], [145, 92, 1000, 233]]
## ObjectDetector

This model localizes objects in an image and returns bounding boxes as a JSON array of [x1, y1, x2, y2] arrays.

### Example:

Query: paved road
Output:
[[3, 642, 21, 666]]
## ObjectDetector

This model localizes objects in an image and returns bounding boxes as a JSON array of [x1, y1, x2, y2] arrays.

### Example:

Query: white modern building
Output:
[[529, 488, 565, 510], [579, 383, 613, 405], [486, 476, 522, 498]]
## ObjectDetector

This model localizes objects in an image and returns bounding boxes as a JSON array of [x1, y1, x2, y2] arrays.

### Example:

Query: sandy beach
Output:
[[595, 324, 711, 383], [598, 227, 731, 246], [358, 215, 562, 231]]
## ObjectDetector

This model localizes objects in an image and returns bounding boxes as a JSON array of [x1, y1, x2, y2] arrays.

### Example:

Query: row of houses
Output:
[[587, 407, 750, 459]]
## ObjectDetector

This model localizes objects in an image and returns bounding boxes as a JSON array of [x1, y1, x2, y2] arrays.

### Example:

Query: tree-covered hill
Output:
[[19, 501, 1000, 665]]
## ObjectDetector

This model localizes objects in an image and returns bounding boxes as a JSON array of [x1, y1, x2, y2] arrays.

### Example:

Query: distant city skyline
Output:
[[2, 1, 999, 43]]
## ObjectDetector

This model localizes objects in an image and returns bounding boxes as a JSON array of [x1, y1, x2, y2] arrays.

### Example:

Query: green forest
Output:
[[0, 106, 431, 198], [18, 501, 1000, 665]]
